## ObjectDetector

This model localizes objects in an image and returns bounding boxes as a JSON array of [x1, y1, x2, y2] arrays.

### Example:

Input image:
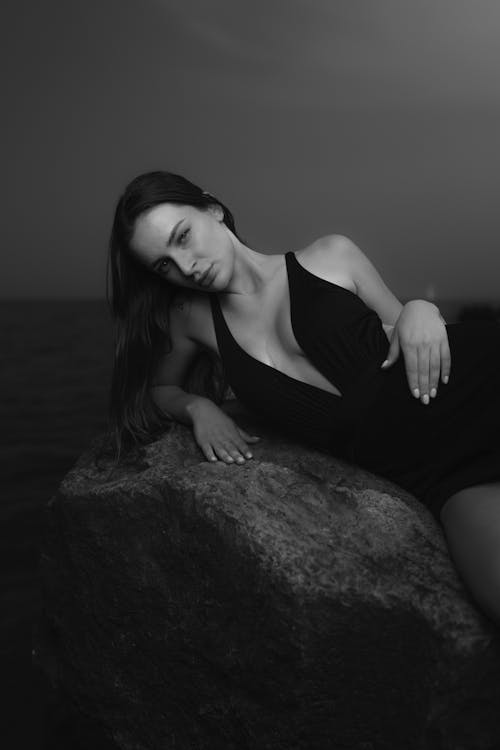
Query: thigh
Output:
[[440, 482, 500, 621]]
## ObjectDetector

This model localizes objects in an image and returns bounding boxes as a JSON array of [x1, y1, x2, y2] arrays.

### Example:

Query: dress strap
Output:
[[209, 291, 237, 364]]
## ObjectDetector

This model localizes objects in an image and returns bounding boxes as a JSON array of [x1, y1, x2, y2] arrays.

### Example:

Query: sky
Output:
[[4, 0, 500, 301]]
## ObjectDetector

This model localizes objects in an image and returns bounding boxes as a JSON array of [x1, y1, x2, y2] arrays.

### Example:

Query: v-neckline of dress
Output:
[[211, 251, 344, 401]]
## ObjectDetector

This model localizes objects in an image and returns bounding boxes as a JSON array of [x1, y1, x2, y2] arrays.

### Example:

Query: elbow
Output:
[[149, 384, 176, 417]]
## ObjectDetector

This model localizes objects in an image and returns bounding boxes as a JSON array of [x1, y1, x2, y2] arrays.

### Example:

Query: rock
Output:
[[36, 401, 500, 750]]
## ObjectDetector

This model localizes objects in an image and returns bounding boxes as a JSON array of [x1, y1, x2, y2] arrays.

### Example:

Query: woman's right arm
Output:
[[151, 293, 260, 463]]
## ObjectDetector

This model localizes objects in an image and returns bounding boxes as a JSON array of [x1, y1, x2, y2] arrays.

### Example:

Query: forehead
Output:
[[131, 203, 195, 255]]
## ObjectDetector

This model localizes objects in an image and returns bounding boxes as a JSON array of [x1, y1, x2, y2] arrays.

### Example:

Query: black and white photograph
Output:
[[3, 1, 500, 747]]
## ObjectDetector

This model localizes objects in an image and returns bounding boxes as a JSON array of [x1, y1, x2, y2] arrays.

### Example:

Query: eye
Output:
[[177, 227, 190, 244], [159, 259, 171, 274]]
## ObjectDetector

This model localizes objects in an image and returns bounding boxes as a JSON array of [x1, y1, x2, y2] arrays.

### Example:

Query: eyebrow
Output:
[[150, 219, 183, 271]]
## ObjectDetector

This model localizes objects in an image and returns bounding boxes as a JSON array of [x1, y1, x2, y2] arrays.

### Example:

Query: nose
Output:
[[172, 252, 196, 278]]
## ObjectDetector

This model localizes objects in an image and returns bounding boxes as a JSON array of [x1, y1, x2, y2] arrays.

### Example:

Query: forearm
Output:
[[151, 385, 213, 426]]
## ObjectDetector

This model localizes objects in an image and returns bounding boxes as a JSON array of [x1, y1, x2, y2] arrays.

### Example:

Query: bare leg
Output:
[[440, 482, 500, 625]]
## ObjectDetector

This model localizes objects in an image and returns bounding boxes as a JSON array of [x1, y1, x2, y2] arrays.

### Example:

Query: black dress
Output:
[[210, 250, 500, 522]]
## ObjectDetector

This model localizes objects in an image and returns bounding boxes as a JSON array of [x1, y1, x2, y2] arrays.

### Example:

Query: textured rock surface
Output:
[[37, 402, 500, 750]]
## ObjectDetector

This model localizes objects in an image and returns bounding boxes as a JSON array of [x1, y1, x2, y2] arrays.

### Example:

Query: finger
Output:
[[232, 434, 256, 459], [225, 440, 249, 464], [440, 339, 451, 384], [381, 333, 400, 369], [417, 345, 431, 404], [237, 427, 261, 443], [213, 444, 235, 464], [402, 345, 420, 397], [200, 442, 218, 463], [429, 345, 441, 398]]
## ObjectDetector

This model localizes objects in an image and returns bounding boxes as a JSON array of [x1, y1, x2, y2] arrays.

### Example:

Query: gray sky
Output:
[[4, 0, 500, 300]]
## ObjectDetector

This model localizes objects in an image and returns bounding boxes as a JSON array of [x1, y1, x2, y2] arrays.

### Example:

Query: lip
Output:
[[197, 266, 213, 287]]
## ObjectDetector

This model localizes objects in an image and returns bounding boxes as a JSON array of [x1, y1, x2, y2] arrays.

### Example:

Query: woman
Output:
[[107, 170, 500, 624]]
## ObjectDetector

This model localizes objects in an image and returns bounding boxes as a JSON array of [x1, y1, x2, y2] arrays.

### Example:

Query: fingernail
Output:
[[413, 388, 420, 398], [381, 360, 389, 368], [246, 452, 253, 458], [236, 456, 244, 463], [227, 456, 234, 462], [430, 388, 437, 398], [422, 394, 429, 405], [443, 375, 449, 384]]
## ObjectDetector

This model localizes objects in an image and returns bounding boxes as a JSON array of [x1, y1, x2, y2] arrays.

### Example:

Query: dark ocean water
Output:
[[1, 300, 114, 748]]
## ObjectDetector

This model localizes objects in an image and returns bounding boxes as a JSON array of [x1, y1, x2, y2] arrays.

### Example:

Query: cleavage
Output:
[[219, 271, 342, 397]]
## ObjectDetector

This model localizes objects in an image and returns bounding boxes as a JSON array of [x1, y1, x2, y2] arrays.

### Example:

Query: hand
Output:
[[381, 300, 451, 404], [189, 398, 261, 464]]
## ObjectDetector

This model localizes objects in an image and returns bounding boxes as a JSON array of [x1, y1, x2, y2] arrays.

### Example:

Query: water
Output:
[[2, 300, 113, 514], [1, 300, 114, 747]]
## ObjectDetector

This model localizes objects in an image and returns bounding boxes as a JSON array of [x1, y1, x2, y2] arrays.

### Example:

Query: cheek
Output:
[[160, 266, 183, 287]]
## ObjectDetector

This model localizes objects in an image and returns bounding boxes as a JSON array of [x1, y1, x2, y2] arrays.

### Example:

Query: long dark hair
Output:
[[104, 170, 238, 464]]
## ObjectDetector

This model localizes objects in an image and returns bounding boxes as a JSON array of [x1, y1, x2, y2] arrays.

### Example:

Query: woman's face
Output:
[[130, 202, 235, 291]]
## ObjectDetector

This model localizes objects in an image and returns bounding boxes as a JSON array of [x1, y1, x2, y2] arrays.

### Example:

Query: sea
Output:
[[2, 296, 497, 748], [1, 300, 114, 748]]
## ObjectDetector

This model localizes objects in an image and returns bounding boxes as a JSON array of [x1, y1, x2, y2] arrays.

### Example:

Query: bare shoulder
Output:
[[295, 234, 358, 293], [152, 290, 212, 388], [169, 288, 214, 347], [168, 289, 196, 337], [298, 234, 403, 324]]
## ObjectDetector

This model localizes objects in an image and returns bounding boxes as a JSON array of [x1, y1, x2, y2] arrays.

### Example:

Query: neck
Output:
[[226, 238, 283, 297]]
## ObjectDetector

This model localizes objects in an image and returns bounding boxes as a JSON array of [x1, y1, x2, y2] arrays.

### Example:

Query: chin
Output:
[[212, 269, 232, 293]]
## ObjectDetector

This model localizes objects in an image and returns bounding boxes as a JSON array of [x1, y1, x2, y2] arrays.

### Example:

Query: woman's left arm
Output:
[[324, 235, 451, 404]]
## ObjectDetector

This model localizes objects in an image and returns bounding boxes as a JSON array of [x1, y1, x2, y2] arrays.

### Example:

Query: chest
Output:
[[198, 274, 344, 397]]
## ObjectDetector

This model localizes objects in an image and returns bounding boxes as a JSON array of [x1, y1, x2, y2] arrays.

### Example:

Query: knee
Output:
[[471, 577, 500, 626], [440, 486, 500, 625], [472, 564, 500, 624], [449, 549, 500, 625]]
